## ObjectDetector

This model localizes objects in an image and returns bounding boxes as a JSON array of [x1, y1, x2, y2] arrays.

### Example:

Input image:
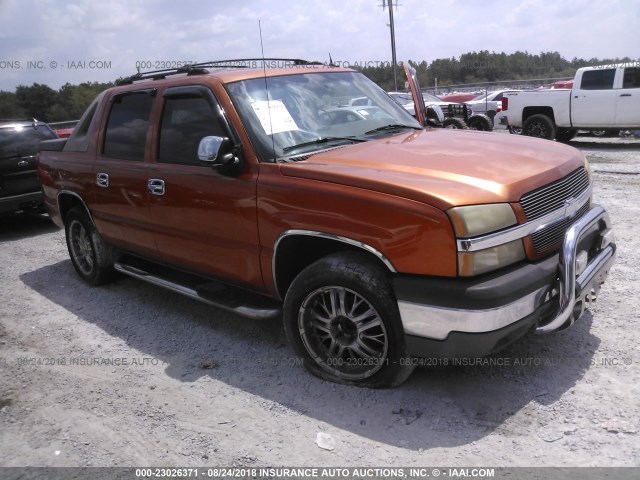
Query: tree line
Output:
[[0, 81, 113, 122], [0, 51, 636, 122], [358, 51, 636, 91]]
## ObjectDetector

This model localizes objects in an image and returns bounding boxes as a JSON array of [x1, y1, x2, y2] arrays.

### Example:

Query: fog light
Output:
[[600, 229, 614, 249], [576, 251, 589, 277]]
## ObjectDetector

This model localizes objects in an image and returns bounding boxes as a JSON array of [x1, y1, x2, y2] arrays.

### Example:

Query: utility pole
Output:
[[381, 0, 400, 91]]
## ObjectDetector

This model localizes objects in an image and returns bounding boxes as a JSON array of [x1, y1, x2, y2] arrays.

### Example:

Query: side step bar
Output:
[[113, 261, 282, 321]]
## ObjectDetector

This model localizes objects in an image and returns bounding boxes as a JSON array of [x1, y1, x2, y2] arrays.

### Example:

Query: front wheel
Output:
[[65, 206, 116, 286], [555, 128, 577, 143], [442, 118, 468, 129], [522, 114, 556, 140], [283, 252, 414, 388]]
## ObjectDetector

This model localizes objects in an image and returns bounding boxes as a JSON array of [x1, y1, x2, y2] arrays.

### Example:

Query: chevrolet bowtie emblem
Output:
[[564, 197, 577, 217]]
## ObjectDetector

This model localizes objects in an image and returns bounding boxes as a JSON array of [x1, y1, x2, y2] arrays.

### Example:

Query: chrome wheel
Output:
[[298, 286, 388, 381], [68, 219, 94, 276]]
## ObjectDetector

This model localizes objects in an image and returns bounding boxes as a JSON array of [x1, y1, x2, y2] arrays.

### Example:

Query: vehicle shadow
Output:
[[21, 260, 599, 451], [570, 139, 640, 150], [0, 214, 58, 241]]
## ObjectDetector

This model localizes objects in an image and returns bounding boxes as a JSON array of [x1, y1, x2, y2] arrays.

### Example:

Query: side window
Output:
[[103, 91, 154, 160], [158, 95, 227, 166], [64, 99, 99, 152], [580, 69, 616, 90], [493, 93, 503, 101], [622, 67, 640, 89]]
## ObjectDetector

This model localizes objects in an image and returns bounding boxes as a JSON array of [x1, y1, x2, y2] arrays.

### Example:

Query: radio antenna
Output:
[[259, 20, 277, 162]]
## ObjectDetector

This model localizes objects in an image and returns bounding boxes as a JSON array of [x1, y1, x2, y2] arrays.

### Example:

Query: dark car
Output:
[[0, 119, 57, 215]]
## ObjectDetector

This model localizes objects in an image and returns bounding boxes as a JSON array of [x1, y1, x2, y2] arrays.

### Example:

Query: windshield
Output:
[[225, 71, 421, 161], [0, 124, 56, 159], [388, 92, 413, 105], [422, 92, 443, 103]]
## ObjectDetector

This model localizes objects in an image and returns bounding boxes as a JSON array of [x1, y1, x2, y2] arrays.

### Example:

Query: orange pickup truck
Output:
[[37, 60, 616, 387]]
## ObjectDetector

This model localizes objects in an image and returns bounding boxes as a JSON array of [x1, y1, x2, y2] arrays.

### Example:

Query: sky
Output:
[[0, 0, 639, 91]]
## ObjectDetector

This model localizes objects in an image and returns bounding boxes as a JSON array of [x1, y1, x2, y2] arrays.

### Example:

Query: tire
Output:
[[522, 114, 556, 140], [555, 128, 577, 143], [65, 206, 116, 286], [283, 252, 414, 388], [442, 118, 468, 129], [466, 114, 493, 131]]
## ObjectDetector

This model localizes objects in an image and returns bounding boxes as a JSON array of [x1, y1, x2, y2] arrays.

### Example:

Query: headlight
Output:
[[448, 203, 517, 237], [458, 240, 525, 276], [449, 203, 523, 276], [432, 105, 445, 123]]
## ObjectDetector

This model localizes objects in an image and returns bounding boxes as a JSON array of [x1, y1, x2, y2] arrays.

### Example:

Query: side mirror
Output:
[[197, 136, 239, 167]]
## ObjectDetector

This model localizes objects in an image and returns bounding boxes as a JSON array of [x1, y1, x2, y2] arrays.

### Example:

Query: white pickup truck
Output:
[[500, 63, 640, 141]]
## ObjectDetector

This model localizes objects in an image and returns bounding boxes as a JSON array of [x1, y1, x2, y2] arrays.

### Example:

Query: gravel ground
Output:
[[0, 136, 639, 469]]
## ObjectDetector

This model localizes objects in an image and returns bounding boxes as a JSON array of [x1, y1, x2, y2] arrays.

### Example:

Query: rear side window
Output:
[[158, 95, 227, 166], [64, 99, 99, 152], [580, 69, 616, 90], [622, 67, 640, 89], [103, 91, 154, 160]]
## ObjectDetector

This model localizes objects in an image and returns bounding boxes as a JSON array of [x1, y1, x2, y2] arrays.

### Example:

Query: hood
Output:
[[279, 129, 586, 211]]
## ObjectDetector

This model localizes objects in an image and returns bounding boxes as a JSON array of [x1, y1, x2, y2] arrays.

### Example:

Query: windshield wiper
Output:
[[282, 136, 366, 153], [364, 124, 422, 135]]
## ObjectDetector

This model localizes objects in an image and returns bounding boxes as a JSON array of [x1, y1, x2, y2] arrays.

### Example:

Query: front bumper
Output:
[[395, 205, 616, 358]]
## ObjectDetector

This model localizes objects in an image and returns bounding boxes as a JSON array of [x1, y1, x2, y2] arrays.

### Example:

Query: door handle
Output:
[[620, 93, 632, 97], [96, 173, 109, 187], [148, 179, 165, 196]]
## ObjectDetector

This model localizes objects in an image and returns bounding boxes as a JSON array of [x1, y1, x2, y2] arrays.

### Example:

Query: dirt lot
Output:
[[1, 136, 639, 470]]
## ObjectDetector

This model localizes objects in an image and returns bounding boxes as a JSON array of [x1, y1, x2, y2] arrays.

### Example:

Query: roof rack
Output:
[[116, 58, 325, 85]]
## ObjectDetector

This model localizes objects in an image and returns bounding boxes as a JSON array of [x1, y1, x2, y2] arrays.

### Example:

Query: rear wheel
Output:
[[283, 252, 414, 388], [522, 114, 556, 140], [65, 206, 116, 286], [467, 114, 493, 131]]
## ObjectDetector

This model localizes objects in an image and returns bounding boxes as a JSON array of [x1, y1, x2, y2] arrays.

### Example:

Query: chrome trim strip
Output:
[[272, 229, 397, 298], [398, 286, 551, 340], [457, 185, 592, 252], [57, 190, 96, 226]]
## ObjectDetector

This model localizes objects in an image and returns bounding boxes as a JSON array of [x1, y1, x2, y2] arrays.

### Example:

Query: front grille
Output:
[[531, 202, 590, 252], [520, 167, 591, 253], [441, 103, 470, 118], [520, 168, 590, 221]]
